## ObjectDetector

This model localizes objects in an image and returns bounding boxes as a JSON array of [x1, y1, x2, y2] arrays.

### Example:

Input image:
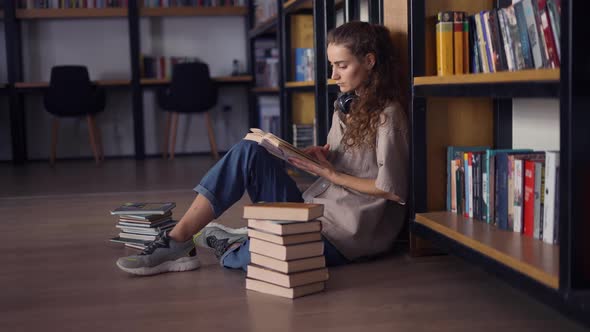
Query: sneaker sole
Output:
[[116, 256, 201, 276], [206, 222, 248, 235]]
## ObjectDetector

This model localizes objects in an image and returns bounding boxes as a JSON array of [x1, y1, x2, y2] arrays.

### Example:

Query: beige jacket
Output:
[[302, 102, 409, 260]]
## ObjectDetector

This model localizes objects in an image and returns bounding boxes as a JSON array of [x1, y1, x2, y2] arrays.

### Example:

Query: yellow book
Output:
[[453, 12, 464, 75], [436, 12, 454, 76]]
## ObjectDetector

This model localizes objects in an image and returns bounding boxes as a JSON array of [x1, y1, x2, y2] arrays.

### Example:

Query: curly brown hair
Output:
[[327, 22, 403, 150]]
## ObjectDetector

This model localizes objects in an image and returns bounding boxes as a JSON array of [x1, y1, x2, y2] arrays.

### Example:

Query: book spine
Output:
[[481, 11, 496, 72], [513, 159, 524, 233], [537, 0, 560, 67], [533, 161, 543, 239], [463, 16, 470, 73], [453, 11, 465, 74], [543, 151, 559, 244], [498, 8, 516, 71], [514, 2, 535, 69], [436, 11, 454, 76], [475, 12, 490, 73], [547, 0, 561, 61], [495, 153, 509, 230], [522, 0, 545, 68], [523, 160, 536, 237]]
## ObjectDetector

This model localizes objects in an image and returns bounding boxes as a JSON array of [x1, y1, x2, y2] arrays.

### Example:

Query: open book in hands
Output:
[[244, 128, 322, 174]]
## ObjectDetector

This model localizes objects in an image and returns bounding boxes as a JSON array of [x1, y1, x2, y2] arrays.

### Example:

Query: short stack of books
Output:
[[109, 202, 177, 250], [243, 202, 329, 299]]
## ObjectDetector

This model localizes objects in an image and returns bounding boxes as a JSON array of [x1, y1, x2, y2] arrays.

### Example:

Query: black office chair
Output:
[[44, 65, 106, 165], [157, 61, 219, 160]]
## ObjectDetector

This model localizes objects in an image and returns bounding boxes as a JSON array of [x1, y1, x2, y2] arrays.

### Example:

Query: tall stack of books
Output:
[[243, 202, 329, 299], [109, 202, 177, 250]]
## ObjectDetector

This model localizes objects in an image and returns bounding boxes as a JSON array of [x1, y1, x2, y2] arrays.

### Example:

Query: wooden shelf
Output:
[[15, 80, 130, 88], [140, 75, 252, 86], [249, 15, 278, 39], [15, 8, 128, 19], [285, 80, 314, 88], [413, 69, 560, 98], [140, 6, 247, 17], [251, 87, 280, 93], [414, 69, 559, 86], [285, 79, 338, 89], [414, 211, 559, 290], [283, 0, 313, 13]]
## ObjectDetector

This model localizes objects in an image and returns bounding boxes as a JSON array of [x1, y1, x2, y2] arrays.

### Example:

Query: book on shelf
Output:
[[245, 278, 325, 299], [247, 264, 329, 288], [437, 0, 561, 75], [248, 228, 322, 245], [250, 252, 326, 274], [243, 202, 323, 222], [243, 128, 321, 172], [249, 238, 324, 261], [248, 219, 321, 235], [447, 147, 559, 245], [110, 202, 175, 215], [18, 0, 127, 9]]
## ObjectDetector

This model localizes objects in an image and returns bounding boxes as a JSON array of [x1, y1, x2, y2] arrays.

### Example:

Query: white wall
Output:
[[512, 99, 560, 151], [4, 15, 249, 161], [140, 16, 249, 155]]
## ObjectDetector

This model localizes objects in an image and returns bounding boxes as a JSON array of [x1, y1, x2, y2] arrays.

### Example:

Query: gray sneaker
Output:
[[193, 222, 248, 259], [116, 230, 200, 276]]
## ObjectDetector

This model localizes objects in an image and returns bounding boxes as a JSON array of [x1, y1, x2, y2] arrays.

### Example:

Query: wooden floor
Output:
[[0, 157, 587, 332]]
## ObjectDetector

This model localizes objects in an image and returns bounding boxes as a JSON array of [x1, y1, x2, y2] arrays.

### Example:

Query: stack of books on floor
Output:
[[109, 202, 176, 250], [243, 202, 329, 299]]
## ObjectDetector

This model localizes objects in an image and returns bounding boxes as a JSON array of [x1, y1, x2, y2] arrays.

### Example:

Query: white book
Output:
[[543, 151, 559, 244]]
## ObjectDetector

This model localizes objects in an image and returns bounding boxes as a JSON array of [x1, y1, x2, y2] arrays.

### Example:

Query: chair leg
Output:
[[169, 112, 179, 160], [50, 118, 59, 166], [86, 114, 101, 164], [95, 119, 104, 161], [204, 111, 219, 160], [162, 112, 171, 159]]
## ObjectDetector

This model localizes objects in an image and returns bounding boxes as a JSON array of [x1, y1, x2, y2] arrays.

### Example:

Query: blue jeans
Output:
[[194, 140, 349, 271]]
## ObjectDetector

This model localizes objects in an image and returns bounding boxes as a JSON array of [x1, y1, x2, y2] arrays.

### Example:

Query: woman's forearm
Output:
[[331, 172, 402, 202]]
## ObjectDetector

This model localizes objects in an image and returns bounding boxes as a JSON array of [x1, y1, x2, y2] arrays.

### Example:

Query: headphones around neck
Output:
[[336, 92, 358, 114]]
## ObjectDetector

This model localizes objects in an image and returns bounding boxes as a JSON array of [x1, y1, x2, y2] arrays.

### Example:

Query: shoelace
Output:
[[141, 231, 169, 255], [206, 236, 229, 257]]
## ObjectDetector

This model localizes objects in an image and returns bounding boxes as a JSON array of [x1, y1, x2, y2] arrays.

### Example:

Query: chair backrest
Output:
[[168, 62, 218, 113], [44, 65, 96, 116]]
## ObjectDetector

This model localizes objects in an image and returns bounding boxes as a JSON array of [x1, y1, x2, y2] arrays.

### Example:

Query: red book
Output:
[[537, 0, 560, 67], [523, 160, 536, 236]]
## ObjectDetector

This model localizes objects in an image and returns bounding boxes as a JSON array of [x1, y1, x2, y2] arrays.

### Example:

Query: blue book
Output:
[[514, 1, 534, 69], [295, 48, 309, 81], [495, 152, 510, 230], [480, 11, 495, 73]]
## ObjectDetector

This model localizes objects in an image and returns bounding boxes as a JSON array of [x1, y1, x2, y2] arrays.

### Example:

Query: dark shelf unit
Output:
[[409, 0, 590, 326], [3, 1, 251, 162]]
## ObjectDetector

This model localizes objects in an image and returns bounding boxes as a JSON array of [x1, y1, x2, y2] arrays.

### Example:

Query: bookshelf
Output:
[[15, 8, 128, 19], [4, 0, 252, 162], [12, 76, 252, 90], [139, 6, 248, 17], [409, 0, 590, 324]]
